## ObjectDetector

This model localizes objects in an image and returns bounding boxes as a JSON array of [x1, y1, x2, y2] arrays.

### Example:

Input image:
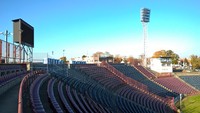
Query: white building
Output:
[[150, 57, 172, 74], [70, 56, 99, 64]]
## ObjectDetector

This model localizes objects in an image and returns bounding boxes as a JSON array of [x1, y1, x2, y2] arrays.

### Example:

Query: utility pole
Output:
[[0, 30, 12, 63], [5, 30, 9, 63]]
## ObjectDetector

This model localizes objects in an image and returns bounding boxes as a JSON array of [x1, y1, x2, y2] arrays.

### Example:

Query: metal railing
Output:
[[0, 39, 32, 63], [18, 70, 46, 113]]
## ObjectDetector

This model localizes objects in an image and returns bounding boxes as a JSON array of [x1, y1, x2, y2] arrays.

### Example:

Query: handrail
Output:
[[132, 64, 156, 79], [17, 70, 46, 113], [18, 74, 28, 113], [132, 64, 176, 94], [100, 62, 148, 91]]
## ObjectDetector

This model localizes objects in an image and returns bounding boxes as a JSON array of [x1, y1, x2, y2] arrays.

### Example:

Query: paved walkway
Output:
[[0, 84, 20, 113]]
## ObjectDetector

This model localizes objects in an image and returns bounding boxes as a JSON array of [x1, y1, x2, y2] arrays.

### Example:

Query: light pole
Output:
[[62, 49, 65, 73], [63, 49, 65, 57], [52, 51, 54, 56], [140, 8, 150, 67]]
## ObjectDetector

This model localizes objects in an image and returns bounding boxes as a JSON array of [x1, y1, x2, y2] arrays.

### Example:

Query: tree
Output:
[[152, 50, 179, 64], [82, 55, 87, 60], [190, 55, 200, 69], [170, 52, 179, 64], [166, 50, 174, 57], [152, 50, 166, 58], [114, 54, 122, 63], [60, 56, 67, 64], [127, 56, 134, 64], [93, 52, 103, 57], [183, 58, 189, 66], [122, 56, 141, 65], [179, 59, 184, 66], [93, 52, 103, 62], [104, 51, 113, 57]]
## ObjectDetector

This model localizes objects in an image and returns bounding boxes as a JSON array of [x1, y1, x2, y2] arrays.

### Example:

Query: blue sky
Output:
[[0, 0, 200, 59]]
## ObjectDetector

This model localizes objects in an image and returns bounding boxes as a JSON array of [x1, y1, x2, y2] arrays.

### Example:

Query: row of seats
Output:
[[100, 62, 148, 92], [0, 64, 26, 76], [20, 71, 62, 113], [122, 85, 175, 113], [65, 75, 114, 113], [18, 71, 45, 113], [53, 73, 112, 113], [71, 64, 176, 113], [30, 74, 48, 113], [155, 77, 198, 94], [0, 71, 26, 96], [17, 63, 177, 113], [67, 75, 124, 113], [71, 64, 97, 69], [63, 72, 119, 112], [0, 71, 25, 85], [78, 66, 126, 92], [47, 78, 63, 113], [112, 64, 178, 98], [23, 69, 114, 113], [105, 63, 178, 110], [180, 75, 200, 90], [0, 64, 26, 70], [133, 64, 156, 79], [58, 81, 74, 113]]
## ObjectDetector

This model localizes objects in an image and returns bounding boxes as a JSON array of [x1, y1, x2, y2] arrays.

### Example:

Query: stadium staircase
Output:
[[131, 64, 176, 94]]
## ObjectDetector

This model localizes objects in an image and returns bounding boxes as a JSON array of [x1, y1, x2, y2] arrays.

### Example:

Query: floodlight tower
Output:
[[141, 8, 150, 67]]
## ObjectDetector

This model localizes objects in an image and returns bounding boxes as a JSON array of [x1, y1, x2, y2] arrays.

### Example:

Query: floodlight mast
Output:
[[140, 8, 150, 67]]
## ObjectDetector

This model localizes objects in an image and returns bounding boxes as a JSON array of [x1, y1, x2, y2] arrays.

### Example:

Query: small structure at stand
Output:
[[150, 57, 173, 77]]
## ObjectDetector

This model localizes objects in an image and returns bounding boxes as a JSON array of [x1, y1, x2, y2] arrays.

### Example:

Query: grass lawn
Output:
[[181, 94, 200, 113]]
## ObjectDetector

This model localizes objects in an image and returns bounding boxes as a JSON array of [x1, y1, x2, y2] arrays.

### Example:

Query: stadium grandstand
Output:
[[1, 20, 200, 113], [1, 26, 200, 112], [2, 50, 200, 113]]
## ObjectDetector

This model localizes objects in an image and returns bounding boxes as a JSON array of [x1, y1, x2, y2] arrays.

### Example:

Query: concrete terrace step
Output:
[[0, 83, 20, 113]]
